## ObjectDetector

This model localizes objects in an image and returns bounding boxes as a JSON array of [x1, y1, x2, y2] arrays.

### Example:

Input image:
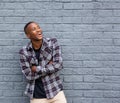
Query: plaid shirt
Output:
[[19, 37, 63, 99]]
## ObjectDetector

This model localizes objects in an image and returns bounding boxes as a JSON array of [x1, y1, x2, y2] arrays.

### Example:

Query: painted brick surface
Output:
[[0, 0, 120, 103]]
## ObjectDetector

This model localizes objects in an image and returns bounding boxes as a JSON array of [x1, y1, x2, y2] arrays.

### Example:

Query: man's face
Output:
[[26, 22, 43, 41]]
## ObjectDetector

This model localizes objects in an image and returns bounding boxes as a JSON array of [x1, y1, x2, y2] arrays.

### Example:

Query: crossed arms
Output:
[[19, 39, 63, 81]]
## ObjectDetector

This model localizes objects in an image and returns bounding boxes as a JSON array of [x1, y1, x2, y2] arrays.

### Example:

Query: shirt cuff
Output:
[[36, 66, 42, 73]]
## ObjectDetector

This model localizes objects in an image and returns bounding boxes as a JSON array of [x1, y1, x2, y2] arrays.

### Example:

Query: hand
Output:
[[48, 60, 53, 64], [31, 66, 36, 72]]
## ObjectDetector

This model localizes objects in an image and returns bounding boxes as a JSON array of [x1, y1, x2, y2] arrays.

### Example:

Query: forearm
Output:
[[32, 61, 63, 76], [19, 53, 40, 81]]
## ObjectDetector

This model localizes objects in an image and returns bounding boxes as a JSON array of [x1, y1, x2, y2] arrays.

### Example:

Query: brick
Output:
[[73, 98, 92, 103], [113, 10, 120, 16], [0, 17, 4, 23], [62, 46, 81, 53], [0, 10, 14, 16], [13, 39, 29, 46], [93, 10, 113, 17], [2, 46, 22, 53], [2, 61, 20, 68], [0, 82, 13, 90], [93, 98, 112, 103], [63, 83, 73, 89], [74, 54, 120, 61], [74, 10, 93, 17], [0, 40, 14, 46], [3, 90, 23, 97], [60, 32, 83, 39], [0, 90, 3, 97], [114, 39, 120, 45], [1, 0, 33, 2], [73, 54, 92, 61], [62, 10, 75, 17], [62, 10, 94, 17], [79, 46, 103, 53], [65, 90, 83, 97], [54, 24, 73, 32], [43, 2, 63, 10], [93, 68, 113, 75], [98, 0, 120, 1], [63, 68, 73, 74], [62, 0, 92, 2], [3, 75, 23, 82], [0, 32, 25, 39], [92, 24, 113, 32], [112, 84, 120, 90], [105, 3, 120, 9], [113, 69, 120, 76], [24, 17, 62, 24], [59, 39, 93, 46], [102, 46, 120, 53], [64, 75, 83, 82], [39, 24, 54, 31], [12, 97, 29, 103], [84, 90, 103, 97], [112, 98, 120, 103], [0, 98, 13, 103], [112, 24, 120, 32], [62, 17, 82, 23], [104, 76, 120, 83], [4, 17, 25, 23], [63, 61, 82, 68], [102, 61, 120, 68], [84, 75, 103, 83], [0, 54, 14, 60], [82, 17, 120, 24], [65, 97, 72, 103], [74, 24, 93, 32], [0, 76, 3, 82], [14, 82, 26, 90], [3, 3, 23, 9], [92, 83, 113, 90], [103, 91, 120, 97], [82, 32, 120, 39], [64, 3, 94, 9], [83, 61, 103, 68], [72, 68, 93, 75], [73, 83, 93, 90], [93, 39, 113, 46], [62, 54, 73, 61]]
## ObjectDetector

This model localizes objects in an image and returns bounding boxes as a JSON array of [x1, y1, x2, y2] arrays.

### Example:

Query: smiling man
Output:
[[19, 21, 67, 103]]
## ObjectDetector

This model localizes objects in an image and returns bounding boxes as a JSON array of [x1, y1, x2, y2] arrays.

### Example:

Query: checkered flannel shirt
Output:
[[19, 37, 63, 99]]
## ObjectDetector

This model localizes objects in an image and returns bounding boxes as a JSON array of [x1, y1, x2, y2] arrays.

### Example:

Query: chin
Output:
[[38, 38, 43, 41]]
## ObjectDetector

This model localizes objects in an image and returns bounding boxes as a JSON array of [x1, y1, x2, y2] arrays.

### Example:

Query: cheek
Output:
[[31, 31, 36, 36]]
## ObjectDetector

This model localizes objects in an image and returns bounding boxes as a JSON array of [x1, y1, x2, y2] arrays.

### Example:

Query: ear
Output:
[[26, 33, 30, 39]]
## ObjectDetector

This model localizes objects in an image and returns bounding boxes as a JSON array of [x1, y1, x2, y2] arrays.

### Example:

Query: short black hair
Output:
[[24, 21, 35, 34]]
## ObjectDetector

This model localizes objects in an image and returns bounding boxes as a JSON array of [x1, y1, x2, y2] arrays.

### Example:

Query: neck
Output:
[[31, 39, 42, 50]]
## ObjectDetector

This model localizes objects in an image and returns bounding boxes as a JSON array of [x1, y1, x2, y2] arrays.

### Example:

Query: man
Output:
[[19, 21, 67, 103]]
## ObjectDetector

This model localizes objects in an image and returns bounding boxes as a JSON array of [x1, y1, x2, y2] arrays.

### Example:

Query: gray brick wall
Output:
[[0, 0, 120, 103]]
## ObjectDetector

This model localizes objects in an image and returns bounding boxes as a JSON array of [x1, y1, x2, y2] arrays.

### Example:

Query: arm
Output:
[[35, 38, 63, 76], [19, 50, 41, 81]]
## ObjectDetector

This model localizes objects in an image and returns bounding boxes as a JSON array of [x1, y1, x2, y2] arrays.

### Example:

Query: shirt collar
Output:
[[26, 37, 48, 51]]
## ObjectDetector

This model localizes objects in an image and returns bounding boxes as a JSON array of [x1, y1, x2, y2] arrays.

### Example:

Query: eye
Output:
[[37, 26, 40, 29]]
